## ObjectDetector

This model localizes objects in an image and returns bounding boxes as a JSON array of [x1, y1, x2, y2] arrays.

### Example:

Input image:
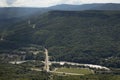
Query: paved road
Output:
[[44, 48, 50, 72]]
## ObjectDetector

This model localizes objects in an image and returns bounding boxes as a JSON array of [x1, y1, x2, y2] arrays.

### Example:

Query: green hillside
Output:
[[0, 10, 120, 68]]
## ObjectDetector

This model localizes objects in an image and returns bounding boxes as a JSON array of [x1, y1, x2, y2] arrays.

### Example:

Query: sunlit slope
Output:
[[0, 10, 120, 67]]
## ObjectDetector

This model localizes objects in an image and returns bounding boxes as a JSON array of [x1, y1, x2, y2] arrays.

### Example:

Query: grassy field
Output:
[[56, 67, 94, 75]]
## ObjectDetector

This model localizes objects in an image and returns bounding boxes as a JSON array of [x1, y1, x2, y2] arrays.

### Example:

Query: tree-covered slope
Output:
[[0, 7, 49, 29], [0, 10, 120, 67]]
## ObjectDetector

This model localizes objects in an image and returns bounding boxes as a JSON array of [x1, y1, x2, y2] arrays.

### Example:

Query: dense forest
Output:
[[0, 10, 120, 68]]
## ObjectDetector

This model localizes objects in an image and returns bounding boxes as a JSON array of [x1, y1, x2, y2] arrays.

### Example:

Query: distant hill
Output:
[[0, 3, 120, 28], [0, 3, 120, 21], [49, 3, 120, 10], [0, 7, 50, 18]]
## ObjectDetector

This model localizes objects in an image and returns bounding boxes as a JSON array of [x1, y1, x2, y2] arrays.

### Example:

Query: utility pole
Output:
[[0, 34, 4, 41], [32, 24, 36, 29], [28, 20, 31, 25], [0, 37, 3, 41]]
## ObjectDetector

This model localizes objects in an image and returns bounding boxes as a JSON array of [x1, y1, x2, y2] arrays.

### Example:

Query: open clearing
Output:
[[55, 68, 94, 75]]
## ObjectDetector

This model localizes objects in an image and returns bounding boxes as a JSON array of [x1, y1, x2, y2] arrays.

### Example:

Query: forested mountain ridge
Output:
[[0, 3, 120, 19], [0, 3, 120, 29], [49, 3, 120, 10], [0, 10, 120, 68]]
